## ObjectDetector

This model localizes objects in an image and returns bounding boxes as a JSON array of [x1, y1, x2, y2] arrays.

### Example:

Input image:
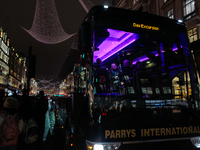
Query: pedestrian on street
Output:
[[0, 89, 5, 109], [34, 91, 48, 149], [18, 89, 33, 121], [0, 97, 24, 150]]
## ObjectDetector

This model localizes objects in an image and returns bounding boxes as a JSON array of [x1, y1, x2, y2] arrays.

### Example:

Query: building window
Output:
[[0, 29, 3, 38], [133, 0, 138, 5], [184, 0, 195, 16], [7, 39, 9, 47], [188, 27, 197, 42], [3, 79, 7, 85], [9, 80, 11, 86], [167, 9, 174, 19]]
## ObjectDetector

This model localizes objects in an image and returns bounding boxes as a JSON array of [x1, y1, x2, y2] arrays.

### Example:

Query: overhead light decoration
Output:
[[79, 0, 95, 13], [21, 0, 76, 44]]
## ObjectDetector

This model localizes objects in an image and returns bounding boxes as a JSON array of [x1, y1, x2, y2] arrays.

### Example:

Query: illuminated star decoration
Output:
[[21, 0, 76, 44], [79, 0, 95, 13]]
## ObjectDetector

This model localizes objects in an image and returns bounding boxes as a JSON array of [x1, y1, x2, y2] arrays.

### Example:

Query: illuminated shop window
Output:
[[184, 0, 195, 16], [188, 27, 197, 42], [167, 9, 174, 19], [4, 57, 7, 63], [3, 79, 7, 84], [0, 29, 3, 38], [172, 72, 191, 100], [7, 39, 9, 47]]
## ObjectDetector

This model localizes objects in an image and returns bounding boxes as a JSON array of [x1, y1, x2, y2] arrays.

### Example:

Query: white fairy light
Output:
[[79, 0, 95, 13], [21, 0, 75, 44]]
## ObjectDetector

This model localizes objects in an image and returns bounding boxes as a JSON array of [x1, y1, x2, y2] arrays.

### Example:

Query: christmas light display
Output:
[[22, 0, 75, 44], [79, 0, 95, 13]]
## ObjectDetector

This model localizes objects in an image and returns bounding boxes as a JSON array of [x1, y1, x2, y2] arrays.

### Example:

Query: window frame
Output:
[[188, 27, 198, 43], [184, 0, 195, 16], [133, 0, 138, 5], [167, 8, 174, 19]]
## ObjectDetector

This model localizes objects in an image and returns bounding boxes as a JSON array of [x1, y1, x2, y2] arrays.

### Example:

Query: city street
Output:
[[0, 0, 200, 150]]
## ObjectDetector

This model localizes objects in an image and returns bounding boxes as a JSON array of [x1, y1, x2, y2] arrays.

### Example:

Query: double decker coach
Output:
[[67, 6, 200, 150]]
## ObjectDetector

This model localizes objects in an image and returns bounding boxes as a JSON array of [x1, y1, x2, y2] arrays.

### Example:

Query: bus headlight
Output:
[[87, 141, 121, 150], [94, 144, 103, 150], [191, 137, 200, 148]]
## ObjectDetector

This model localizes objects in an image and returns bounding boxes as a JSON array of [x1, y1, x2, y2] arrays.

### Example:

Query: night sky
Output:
[[0, 0, 113, 80]]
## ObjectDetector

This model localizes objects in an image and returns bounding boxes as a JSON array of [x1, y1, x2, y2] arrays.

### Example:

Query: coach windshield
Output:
[[89, 27, 198, 123]]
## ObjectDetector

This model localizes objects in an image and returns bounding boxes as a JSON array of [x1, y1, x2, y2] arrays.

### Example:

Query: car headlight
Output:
[[191, 137, 200, 148], [86, 141, 121, 150]]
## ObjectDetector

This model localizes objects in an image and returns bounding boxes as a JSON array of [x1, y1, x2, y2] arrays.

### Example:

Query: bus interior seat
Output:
[[133, 71, 158, 96], [152, 74, 173, 98], [122, 75, 135, 95]]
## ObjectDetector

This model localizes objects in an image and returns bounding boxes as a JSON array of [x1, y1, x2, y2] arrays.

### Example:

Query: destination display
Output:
[[133, 23, 159, 31]]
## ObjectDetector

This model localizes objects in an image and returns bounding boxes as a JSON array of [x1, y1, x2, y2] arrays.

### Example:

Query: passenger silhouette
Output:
[[95, 74, 110, 93]]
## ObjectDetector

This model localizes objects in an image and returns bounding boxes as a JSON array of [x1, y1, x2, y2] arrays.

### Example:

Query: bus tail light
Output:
[[86, 141, 121, 150], [190, 137, 200, 148]]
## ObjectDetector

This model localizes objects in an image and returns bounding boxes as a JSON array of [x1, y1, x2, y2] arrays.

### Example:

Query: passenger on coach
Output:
[[121, 59, 133, 83], [110, 63, 121, 91], [110, 63, 121, 80], [95, 74, 110, 93], [121, 59, 133, 76], [133, 61, 142, 73], [94, 58, 109, 70]]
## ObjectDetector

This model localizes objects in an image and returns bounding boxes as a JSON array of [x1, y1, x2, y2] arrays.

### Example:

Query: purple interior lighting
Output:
[[93, 28, 180, 64], [93, 29, 137, 62], [132, 46, 179, 65], [132, 51, 158, 65]]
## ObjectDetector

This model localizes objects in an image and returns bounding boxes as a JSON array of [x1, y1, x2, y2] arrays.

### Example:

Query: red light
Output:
[[102, 112, 106, 116]]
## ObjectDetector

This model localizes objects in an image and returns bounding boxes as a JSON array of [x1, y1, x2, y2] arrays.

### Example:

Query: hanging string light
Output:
[[21, 0, 76, 44], [79, 0, 95, 13]]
